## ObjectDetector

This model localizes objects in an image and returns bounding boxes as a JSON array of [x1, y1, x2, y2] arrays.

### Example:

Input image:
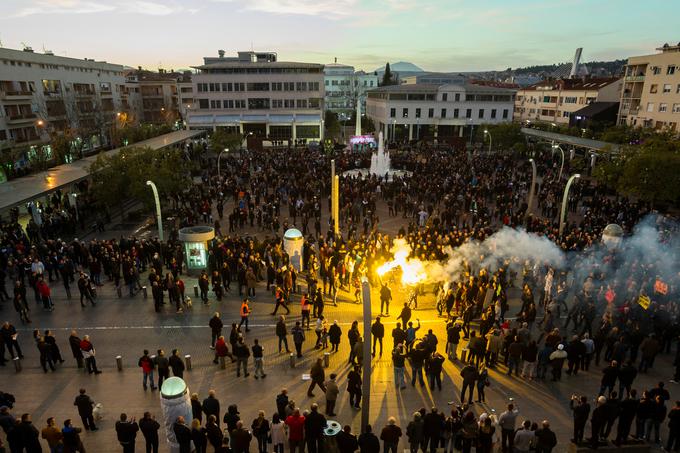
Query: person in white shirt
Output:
[[514, 420, 535, 453]]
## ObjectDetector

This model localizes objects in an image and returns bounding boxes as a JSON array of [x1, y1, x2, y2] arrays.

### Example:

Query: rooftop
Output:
[[522, 77, 620, 91], [0, 47, 124, 71], [194, 61, 323, 70]]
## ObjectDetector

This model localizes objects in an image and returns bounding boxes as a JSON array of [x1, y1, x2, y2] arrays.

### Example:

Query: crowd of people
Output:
[[0, 136, 678, 452]]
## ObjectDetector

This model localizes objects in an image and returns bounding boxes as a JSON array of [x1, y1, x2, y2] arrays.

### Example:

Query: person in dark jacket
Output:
[[230, 420, 252, 453], [209, 312, 224, 349], [379, 418, 402, 453], [618, 360, 638, 398], [155, 349, 170, 389], [169, 349, 185, 378], [599, 361, 619, 397], [14, 413, 41, 453], [570, 395, 590, 444], [566, 335, 586, 376], [337, 425, 359, 453], [223, 405, 240, 433], [173, 416, 192, 453], [358, 424, 380, 453], [138, 412, 160, 453], [371, 318, 385, 357], [615, 389, 639, 446], [191, 393, 203, 424], [460, 364, 478, 405], [602, 392, 621, 439], [115, 413, 139, 453], [206, 415, 223, 451], [328, 321, 342, 353], [304, 403, 327, 453], [423, 408, 443, 453], [666, 400, 680, 452], [425, 352, 445, 391], [61, 418, 85, 453], [68, 330, 84, 368], [73, 389, 97, 431], [590, 396, 608, 449], [191, 418, 208, 453], [534, 420, 557, 453], [202, 390, 221, 427]]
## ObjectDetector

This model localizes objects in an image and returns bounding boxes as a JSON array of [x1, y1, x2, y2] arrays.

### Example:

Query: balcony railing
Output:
[[7, 113, 37, 122], [1, 90, 34, 99], [624, 75, 645, 82]]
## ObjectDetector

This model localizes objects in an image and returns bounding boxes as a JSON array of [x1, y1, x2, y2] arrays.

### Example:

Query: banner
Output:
[[638, 294, 651, 310]]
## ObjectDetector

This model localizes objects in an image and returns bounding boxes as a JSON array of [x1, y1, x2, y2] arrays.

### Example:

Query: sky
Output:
[[0, 0, 677, 72]]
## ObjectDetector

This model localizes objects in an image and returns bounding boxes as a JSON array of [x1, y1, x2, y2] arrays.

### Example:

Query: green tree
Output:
[[324, 110, 341, 139], [381, 63, 395, 86], [210, 129, 242, 152]]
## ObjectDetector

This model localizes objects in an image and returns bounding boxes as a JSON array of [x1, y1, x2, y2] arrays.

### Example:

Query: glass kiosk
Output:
[[178, 226, 215, 275]]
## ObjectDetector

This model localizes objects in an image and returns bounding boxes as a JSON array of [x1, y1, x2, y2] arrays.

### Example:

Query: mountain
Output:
[[374, 61, 424, 77]]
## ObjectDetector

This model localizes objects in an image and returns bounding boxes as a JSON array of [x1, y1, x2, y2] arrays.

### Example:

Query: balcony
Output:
[[624, 75, 645, 82], [1, 90, 34, 100], [6, 113, 37, 124], [13, 135, 41, 144], [74, 90, 95, 98]]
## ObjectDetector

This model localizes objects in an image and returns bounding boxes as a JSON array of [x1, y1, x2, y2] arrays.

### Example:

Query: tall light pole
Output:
[[559, 174, 580, 238], [483, 129, 492, 153], [391, 119, 396, 142], [360, 277, 372, 431], [146, 180, 164, 242], [217, 148, 229, 177], [526, 158, 537, 221], [552, 142, 565, 181]]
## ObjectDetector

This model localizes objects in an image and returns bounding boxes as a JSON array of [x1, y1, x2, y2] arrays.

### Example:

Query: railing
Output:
[[624, 75, 645, 82], [7, 113, 37, 121]]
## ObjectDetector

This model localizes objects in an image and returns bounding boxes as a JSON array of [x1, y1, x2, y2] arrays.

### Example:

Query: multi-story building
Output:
[[187, 51, 324, 143], [323, 62, 378, 115], [124, 68, 187, 125], [366, 83, 515, 142], [0, 46, 126, 161], [618, 43, 680, 131], [401, 72, 467, 85], [513, 77, 621, 126]]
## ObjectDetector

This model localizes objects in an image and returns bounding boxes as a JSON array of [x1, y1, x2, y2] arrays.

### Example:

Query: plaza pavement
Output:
[[0, 195, 673, 453]]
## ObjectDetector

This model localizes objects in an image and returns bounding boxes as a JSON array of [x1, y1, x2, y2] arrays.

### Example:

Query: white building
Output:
[[324, 62, 378, 115], [0, 47, 126, 165], [187, 51, 325, 143], [366, 83, 515, 142]]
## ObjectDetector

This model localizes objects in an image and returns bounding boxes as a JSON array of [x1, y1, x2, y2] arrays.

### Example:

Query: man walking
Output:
[[209, 312, 223, 349], [252, 338, 266, 379], [307, 358, 326, 397], [74, 388, 97, 431], [292, 321, 305, 358], [239, 299, 251, 333], [275, 316, 290, 353]]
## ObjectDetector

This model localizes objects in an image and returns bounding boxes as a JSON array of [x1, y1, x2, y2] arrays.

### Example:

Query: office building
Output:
[[366, 83, 515, 142], [514, 77, 621, 126], [618, 42, 680, 131], [323, 62, 378, 115], [187, 51, 324, 143]]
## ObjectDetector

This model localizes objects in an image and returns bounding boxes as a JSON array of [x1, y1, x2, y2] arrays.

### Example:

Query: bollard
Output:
[[219, 356, 226, 369], [116, 285, 122, 298], [194, 286, 199, 297], [185, 355, 192, 370], [142, 286, 147, 299], [323, 352, 330, 368], [289, 353, 296, 368], [116, 355, 123, 371], [13, 357, 21, 373]]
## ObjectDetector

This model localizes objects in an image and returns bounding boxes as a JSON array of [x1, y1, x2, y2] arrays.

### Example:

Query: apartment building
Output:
[[323, 62, 378, 115], [514, 77, 621, 125], [187, 51, 324, 142], [618, 43, 680, 131], [366, 83, 515, 142], [0, 47, 127, 162], [124, 68, 190, 125]]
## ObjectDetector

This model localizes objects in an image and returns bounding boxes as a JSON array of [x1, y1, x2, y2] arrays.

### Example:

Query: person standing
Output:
[[115, 413, 139, 453], [68, 330, 84, 369], [190, 419, 208, 453], [328, 320, 342, 353], [423, 407, 443, 453], [239, 299, 251, 332], [41, 417, 63, 453], [138, 350, 156, 391], [499, 403, 519, 453], [173, 416, 192, 453], [252, 339, 266, 379], [291, 321, 305, 358], [15, 413, 41, 452], [275, 316, 290, 353], [74, 389, 97, 431], [406, 412, 424, 453], [139, 412, 160, 453], [426, 351, 445, 391], [347, 365, 362, 409], [380, 283, 392, 316], [307, 358, 326, 397], [534, 420, 557, 453], [79, 335, 101, 375], [460, 363, 478, 405], [1, 322, 23, 359], [513, 420, 535, 453], [234, 338, 250, 378], [61, 418, 85, 453], [380, 417, 402, 453], [169, 349, 185, 378], [590, 396, 608, 449], [666, 400, 680, 452], [251, 411, 270, 453], [337, 425, 359, 453], [325, 374, 339, 416], [358, 425, 380, 453], [155, 350, 170, 388], [371, 318, 385, 357], [209, 312, 223, 349], [202, 390, 221, 427], [285, 408, 305, 453], [305, 404, 327, 453], [392, 344, 407, 390]]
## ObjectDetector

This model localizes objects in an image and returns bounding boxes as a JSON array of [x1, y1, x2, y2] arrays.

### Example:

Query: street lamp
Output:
[[146, 180, 164, 242], [559, 174, 580, 238], [483, 129, 492, 153], [525, 159, 537, 223], [391, 119, 396, 142], [552, 142, 565, 181], [217, 148, 229, 177]]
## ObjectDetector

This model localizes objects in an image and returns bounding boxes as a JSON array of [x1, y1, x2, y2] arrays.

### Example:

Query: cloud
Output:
[[125, 1, 184, 15], [212, 0, 359, 17], [14, 0, 114, 17]]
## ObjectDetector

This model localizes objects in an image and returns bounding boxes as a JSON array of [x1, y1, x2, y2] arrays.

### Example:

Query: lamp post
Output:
[[483, 129, 492, 153], [146, 180, 164, 242], [526, 158, 537, 221], [360, 277, 372, 431], [559, 174, 580, 238], [217, 148, 229, 178], [391, 119, 396, 142], [552, 142, 565, 181]]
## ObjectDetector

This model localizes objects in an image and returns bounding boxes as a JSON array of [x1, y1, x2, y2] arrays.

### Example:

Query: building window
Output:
[[663, 84, 672, 93], [478, 109, 484, 119], [454, 93, 460, 102], [562, 111, 570, 118], [296, 82, 307, 91], [442, 93, 448, 101], [491, 109, 497, 119], [283, 82, 294, 91], [402, 108, 408, 118], [234, 83, 245, 91], [672, 103, 680, 113], [224, 100, 234, 108], [210, 100, 221, 109], [415, 108, 421, 118], [564, 96, 577, 104], [465, 109, 472, 118], [453, 108, 459, 118], [668, 65, 676, 75], [198, 99, 209, 109], [650, 84, 658, 93], [428, 108, 434, 118], [325, 80, 329, 86], [249, 98, 271, 109], [222, 83, 232, 91], [284, 99, 295, 108], [659, 103, 668, 112], [235, 100, 246, 108], [651, 66, 661, 75], [197, 83, 208, 92], [647, 102, 655, 112], [271, 82, 282, 91], [390, 108, 396, 118], [441, 108, 446, 118], [502, 109, 508, 119], [209, 83, 220, 92], [297, 99, 308, 108]]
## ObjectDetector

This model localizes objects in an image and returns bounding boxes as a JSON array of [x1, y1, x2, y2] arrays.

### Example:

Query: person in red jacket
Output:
[[138, 350, 156, 391], [285, 408, 305, 453], [213, 336, 236, 365], [36, 277, 53, 311]]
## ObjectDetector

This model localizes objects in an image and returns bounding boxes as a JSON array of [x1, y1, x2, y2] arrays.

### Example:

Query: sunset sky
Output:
[[0, 0, 676, 72]]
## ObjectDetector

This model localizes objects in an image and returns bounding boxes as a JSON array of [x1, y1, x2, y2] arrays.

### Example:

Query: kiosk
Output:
[[283, 228, 304, 272], [178, 226, 215, 275]]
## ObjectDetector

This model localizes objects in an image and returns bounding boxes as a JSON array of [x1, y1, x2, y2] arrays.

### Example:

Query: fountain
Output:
[[343, 131, 410, 181]]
